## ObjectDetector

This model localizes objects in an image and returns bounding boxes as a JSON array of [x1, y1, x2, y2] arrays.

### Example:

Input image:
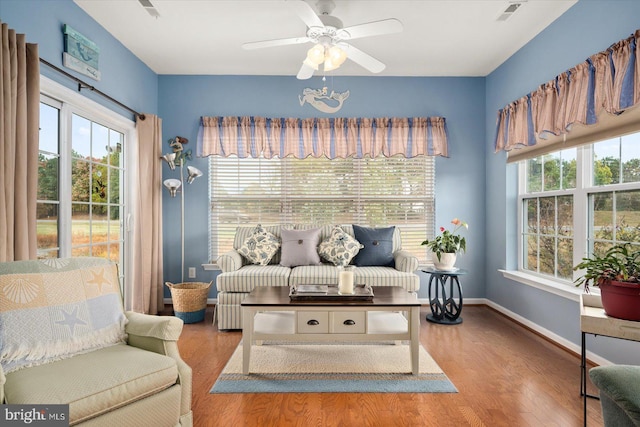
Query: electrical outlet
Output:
[[188, 267, 196, 278]]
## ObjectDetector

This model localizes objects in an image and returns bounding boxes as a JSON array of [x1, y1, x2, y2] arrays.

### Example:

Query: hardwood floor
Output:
[[176, 305, 604, 427]]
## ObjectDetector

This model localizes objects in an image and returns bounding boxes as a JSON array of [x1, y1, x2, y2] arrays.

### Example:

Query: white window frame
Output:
[[508, 135, 640, 300], [40, 76, 137, 306]]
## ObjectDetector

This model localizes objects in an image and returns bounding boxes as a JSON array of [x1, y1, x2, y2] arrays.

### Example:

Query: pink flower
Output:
[[451, 218, 461, 226], [439, 226, 445, 232]]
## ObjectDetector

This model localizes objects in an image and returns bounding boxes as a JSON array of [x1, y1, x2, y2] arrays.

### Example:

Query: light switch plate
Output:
[[188, 267, 196, 278]]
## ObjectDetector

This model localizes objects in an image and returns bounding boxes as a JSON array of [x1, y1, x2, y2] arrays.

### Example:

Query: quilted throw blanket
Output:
[[0, 257, 127, 373]]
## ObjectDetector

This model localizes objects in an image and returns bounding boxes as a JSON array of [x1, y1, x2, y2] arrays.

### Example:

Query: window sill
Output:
[[202, 263, 220, 271], [499, 270, 596, 302]]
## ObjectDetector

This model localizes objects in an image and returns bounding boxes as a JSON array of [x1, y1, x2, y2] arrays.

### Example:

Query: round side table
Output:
[[422, 267, 467, 325]]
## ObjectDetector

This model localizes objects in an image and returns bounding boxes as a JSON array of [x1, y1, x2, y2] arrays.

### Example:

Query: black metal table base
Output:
[[424, 269, 464, 325], [426, 313, 462, 325], [581, 332, 600, 427]]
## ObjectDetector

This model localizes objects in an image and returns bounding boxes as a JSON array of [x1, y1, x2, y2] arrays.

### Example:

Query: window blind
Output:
[[209, 155, 435, 264]]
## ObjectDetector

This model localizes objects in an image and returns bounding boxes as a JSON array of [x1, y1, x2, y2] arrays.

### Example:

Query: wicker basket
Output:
[[165, 281, 212, 323]]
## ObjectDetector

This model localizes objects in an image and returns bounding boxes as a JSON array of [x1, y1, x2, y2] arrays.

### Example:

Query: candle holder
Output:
[[337, 265, 356, 295]]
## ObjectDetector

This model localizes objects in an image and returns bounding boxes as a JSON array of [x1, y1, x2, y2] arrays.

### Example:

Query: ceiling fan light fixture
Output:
[[306, 44, 325, 65], [324, 57, 340, 72], [328, 45, 347, 66]]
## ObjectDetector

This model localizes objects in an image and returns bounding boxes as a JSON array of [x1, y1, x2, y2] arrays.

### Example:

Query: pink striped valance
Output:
[[495, 28, 640, 156], [197, 116, 448, 159]]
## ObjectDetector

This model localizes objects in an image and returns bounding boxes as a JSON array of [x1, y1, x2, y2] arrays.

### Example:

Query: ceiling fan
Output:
[[242, 0, 403, 79]]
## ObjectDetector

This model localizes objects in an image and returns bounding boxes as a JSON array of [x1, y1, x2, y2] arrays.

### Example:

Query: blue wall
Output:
[[0, 0, 157, 117], [158, 75, 487, 300], [485, 0, 640, 364]]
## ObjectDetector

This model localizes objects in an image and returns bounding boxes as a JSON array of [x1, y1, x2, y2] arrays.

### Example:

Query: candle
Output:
[[338, 266, 355, 294]]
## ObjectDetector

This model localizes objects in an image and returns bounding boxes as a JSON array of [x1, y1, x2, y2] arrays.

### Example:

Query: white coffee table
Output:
[[241, 286, 421, 375]]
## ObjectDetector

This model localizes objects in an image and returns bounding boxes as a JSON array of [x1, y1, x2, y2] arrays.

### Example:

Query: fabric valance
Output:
[[495, 29, 640, 162], [197, 116, 449, 159]]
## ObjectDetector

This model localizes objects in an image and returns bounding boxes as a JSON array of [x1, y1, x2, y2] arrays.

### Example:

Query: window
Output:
[[519, 131, 640, 282], [209, 155, 435, 264], [69, 113, 124, 260], [38, 77, 135, 297], [38, 100, 61, 258]]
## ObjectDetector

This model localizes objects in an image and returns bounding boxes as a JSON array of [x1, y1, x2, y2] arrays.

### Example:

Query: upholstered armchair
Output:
[[589, 365, 640, 427], [0, 257, 192, 426]]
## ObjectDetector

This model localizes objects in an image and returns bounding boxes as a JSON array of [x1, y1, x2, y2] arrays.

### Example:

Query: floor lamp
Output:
[[161, 139, 203, 283]]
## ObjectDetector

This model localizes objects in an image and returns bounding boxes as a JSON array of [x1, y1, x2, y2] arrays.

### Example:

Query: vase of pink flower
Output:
[[422, 218, 468, 270]]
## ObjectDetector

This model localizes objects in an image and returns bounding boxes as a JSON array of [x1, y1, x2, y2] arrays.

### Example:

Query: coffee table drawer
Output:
[[297, 311, 329, 333], [331, 312, 366, 333]]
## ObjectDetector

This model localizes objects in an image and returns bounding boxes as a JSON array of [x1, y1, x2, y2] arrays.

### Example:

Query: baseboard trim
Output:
[[483, 299, 612, 367]]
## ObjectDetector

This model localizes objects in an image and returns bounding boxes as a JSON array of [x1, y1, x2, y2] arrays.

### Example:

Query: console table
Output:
[[580, 293, 640, 426], [422, 267, 467, 325], [241, 286, 421, 375]]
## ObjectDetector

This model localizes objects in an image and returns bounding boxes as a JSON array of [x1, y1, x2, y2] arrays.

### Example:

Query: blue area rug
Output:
[[210, 342, 457, 393]]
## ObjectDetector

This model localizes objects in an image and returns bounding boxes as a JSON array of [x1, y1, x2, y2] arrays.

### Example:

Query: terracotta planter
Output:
[[432, 252, 457, 271], [599, 280, 640, 321]]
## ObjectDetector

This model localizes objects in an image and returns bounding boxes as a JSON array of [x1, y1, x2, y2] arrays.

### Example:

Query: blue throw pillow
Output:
[[352, 225, 395, 267]]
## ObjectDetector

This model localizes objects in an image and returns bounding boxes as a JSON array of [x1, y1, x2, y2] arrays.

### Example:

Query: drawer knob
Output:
[[343, 319, 356, 326], [307, 319, 319, 326]]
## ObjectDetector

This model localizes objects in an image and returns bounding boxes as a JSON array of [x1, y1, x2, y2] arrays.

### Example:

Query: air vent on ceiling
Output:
[[138, 0, 160, 18], [496, 1, 526, 21]]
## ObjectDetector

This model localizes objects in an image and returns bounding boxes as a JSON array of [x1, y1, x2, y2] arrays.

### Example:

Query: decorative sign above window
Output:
[[299, 86, 350, 113], [62, 24, 101, 81]]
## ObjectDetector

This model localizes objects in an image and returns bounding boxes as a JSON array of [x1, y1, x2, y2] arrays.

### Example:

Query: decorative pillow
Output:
[[0, 257, 127, 373], [318, 226, 364, 266], [280, 228, 322, 267], [352, 225, 395, 267], [237, 224, 281, 265]]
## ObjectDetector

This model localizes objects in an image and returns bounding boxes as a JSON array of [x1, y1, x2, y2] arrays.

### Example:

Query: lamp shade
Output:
[[324, 57, 339, 72], [328, 45, 347, 66], [163, 178, 182, 197], [186, 166, 203, 184], [161, 153, 177, 170], [306, 44, 325, 65]]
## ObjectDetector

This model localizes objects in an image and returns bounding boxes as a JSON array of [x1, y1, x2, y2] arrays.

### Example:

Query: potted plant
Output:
[[574, 243, 640, 321], [421, 218, 468, 270]]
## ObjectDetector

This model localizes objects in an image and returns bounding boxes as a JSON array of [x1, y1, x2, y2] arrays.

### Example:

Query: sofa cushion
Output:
[[353, 266, 420, 292], [0, 257, 127, 374], [289, 264, 341, 286], [237, 224, 281, 265], [217, 265, 291, 292], [318, 226, 364, 266], [352, 225, 395, 267], [4, 344, 178, 425], [280, 228, 322, 267]]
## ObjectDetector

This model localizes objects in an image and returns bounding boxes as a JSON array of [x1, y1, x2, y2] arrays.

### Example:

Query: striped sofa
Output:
[[215, 224, 420, 330]]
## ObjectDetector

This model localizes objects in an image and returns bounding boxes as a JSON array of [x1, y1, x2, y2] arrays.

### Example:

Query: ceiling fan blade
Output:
[[287, 0, 324, 29], [342, 43, 385, 73], [296, 62, 316, 80], [341, 19, 403, 41], [242, 36, 310, 50]]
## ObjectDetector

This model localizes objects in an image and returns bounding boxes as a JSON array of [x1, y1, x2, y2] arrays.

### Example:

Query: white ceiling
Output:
[[74, 0, 577, 77]]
